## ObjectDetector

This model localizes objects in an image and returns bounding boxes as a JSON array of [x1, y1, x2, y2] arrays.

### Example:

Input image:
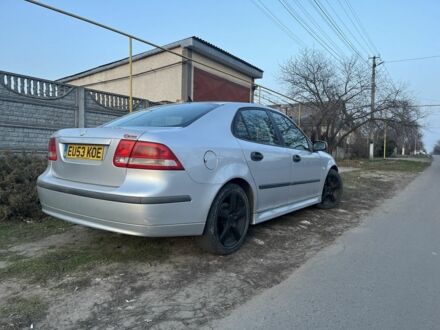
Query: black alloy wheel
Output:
[[317, 169, 343, 209], [199, 183, 250, 255]]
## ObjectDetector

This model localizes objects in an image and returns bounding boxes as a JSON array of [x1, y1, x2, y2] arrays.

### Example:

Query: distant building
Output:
[[59, 36, 263, 103]]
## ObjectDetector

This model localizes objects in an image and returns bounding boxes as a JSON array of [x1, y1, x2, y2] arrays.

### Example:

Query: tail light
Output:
[[113, 139, 184, 170], [48, 137, 57, 161]]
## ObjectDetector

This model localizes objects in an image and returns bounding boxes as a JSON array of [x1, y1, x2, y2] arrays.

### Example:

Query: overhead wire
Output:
[[338, 0, 398, 92], [251, 0, 306, 47], [386, 55, 440, 64], [277, 0, 344, 64], [321, 0, 370, 56], [343, 0, 378, 54], [288, 0, 346, 56], [309, 0, 366, 61], [336, 0, 375, 55]]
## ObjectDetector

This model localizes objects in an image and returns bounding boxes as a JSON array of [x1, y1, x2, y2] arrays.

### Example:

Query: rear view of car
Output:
[[37, 103, 221, 239]]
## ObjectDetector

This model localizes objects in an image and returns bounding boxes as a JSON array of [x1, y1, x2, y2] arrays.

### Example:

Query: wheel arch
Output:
[[330, 165, 339, 172], [225, 178, 255, 215], [208, 177, 256, 221]]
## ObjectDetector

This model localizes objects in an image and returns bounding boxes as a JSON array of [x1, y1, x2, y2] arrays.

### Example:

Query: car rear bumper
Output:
[[37, 170, 211, 237]]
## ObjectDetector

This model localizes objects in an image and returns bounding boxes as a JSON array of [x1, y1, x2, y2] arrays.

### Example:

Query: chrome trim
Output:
[[37, 180, 192, 204]]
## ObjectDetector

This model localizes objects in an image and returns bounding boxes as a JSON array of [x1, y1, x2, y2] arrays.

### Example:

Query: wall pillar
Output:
[[77, 87, 85, 127]]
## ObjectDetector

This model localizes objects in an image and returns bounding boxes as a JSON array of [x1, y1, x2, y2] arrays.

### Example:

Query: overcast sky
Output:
[[1, 0, 439, 151]]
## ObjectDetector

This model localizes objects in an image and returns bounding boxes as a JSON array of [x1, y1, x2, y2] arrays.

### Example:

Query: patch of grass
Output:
[[338, 158, 431, 172], [0, 296, 48, 329], [0, 234, 170, 283], [361, 159, 431, 172], [0, 217, 72, 249], [336, 159, 364, 168]]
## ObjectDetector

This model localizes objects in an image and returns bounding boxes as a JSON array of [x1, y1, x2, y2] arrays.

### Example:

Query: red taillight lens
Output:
[[113, 139, 184, 170], [113, 139, 136, 167], [48, 137, 57, 161]]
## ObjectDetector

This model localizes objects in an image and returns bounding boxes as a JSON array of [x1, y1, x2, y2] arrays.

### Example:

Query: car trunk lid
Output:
[[52, 127, 145, 187]]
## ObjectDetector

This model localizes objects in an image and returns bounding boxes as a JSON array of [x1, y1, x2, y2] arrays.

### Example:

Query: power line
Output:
[[409, 104, 440, 108], [278, 0, 344, 63], [343, 0, 378, 54], [289, 0, 346, 56], [386, 55, 440, 64], [336, 0, 375, 55], [309, 0, 365, 60], [321, 0, 370, 56], [251, 0, 306, 47]]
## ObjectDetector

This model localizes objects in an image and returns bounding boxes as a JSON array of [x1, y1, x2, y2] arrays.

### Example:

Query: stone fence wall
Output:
[[0, 70, 160, 152]]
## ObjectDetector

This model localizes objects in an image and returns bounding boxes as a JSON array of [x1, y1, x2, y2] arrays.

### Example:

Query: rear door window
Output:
[[233, 109, 280, 145]]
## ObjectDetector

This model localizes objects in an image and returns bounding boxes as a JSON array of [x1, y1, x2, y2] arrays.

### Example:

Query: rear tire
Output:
[[317, 169, 343, 209], [198, 183, 250, 255]]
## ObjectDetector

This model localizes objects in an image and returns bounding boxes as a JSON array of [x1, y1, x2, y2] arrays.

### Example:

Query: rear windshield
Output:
[[104, 103, 218, 128]]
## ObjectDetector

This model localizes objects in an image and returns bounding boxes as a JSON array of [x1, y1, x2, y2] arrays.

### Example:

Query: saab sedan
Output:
[[37, 102, 343, 254]]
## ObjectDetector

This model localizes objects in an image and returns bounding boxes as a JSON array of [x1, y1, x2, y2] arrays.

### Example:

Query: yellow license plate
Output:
[[65, 144, 104, 160]]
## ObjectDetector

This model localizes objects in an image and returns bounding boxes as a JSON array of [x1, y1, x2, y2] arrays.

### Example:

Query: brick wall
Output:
[[0, 70, 159, 152]]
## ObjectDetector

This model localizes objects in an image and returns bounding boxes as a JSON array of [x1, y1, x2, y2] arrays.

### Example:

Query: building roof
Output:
[[58, 36, 263, 82]]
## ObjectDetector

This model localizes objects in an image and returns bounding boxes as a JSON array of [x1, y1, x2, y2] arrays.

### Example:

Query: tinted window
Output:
[[234, 109, 279, 145], [270, 111, 310, 150], [105, 103, 218, 128], [234, 113, 249, 140]]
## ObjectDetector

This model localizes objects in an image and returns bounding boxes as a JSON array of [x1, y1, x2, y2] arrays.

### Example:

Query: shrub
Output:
[[0, 152, 47, 221]]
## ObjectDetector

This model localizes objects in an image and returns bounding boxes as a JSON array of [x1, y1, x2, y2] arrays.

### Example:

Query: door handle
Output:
[[251, 152, 264, 161], [293, 154, 302, 162]]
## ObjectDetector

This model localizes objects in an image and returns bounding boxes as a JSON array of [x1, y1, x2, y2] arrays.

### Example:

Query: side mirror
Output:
[[313, 140, 327, 152]]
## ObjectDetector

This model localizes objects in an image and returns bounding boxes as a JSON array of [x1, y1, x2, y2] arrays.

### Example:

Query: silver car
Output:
[[37, 102, 343, 254]]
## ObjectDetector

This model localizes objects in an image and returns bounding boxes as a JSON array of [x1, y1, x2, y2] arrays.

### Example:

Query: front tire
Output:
[[317, 169, 343, 209], [198, 183, 250, 255]]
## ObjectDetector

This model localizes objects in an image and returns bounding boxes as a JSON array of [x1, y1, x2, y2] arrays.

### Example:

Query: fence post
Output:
[[77, 87, 85, 128]]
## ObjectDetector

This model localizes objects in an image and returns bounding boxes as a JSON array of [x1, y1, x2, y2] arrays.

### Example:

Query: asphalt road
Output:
[[211, 156, 440, 330]]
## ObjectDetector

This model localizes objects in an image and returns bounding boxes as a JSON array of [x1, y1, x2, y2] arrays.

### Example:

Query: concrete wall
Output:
[[64, 47, 184, 103], [0, 70, 156, 152]]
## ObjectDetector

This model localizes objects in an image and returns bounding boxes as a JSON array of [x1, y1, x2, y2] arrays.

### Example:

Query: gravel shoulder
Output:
[[0, 159, 430, 330]]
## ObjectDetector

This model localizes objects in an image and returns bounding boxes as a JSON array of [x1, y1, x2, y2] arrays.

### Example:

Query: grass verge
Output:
[[0, 217, 72, 250], [0, 233, 170, 283], [338, 158, 431, 172]]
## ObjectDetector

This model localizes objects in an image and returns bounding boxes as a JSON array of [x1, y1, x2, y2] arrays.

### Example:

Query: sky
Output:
[[1, 0, 439, 151]]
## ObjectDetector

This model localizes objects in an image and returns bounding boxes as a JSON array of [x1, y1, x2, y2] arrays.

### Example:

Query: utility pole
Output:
[[298, 103, 301, 128], [383, 118, 387, 159], [369, 56, 383, 160], [414, 134, 418, 155]]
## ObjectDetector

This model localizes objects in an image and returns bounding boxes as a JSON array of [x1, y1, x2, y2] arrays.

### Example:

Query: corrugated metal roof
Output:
[[58, 36, 263, 82]]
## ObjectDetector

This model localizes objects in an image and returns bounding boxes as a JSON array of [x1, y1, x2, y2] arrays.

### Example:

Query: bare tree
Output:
[[279, 49, 423, 153]]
